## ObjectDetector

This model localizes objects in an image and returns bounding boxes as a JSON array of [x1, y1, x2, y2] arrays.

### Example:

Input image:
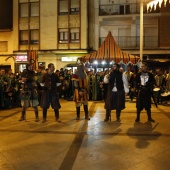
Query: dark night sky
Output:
[[0, 0, 13, 30]]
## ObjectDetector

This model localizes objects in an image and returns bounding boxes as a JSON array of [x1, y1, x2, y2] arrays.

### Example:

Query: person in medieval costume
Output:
[[19, 64, 39, 122], [135, 62, 156, 123], [72, 60, 90, 120], [40, 63, 61, 123], [104, 63, 129, 122]]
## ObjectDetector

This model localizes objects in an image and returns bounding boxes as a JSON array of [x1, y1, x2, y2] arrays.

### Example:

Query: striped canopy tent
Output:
[[80, 32, 139, 64]]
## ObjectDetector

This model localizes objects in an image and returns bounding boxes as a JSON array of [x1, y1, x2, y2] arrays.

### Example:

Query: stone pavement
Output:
[[0, 99, 170, 170]]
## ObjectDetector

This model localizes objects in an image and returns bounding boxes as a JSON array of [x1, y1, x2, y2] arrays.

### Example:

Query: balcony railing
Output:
[[99, 3, 149, 15], [99, 36, 159, 48]]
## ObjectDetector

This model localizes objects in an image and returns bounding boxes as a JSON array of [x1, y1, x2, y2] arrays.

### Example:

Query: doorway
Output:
[[15, 63, 27, 73]]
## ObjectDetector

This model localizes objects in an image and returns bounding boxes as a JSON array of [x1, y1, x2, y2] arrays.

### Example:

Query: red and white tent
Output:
[[80, 31, 140, 64]]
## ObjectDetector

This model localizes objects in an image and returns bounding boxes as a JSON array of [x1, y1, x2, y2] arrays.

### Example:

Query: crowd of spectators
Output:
[[0, 64, 170, 110]]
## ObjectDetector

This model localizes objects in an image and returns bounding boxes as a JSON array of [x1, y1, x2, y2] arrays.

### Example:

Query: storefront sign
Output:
[[15, 56, 27, 61], [61, 57, 78, 62]]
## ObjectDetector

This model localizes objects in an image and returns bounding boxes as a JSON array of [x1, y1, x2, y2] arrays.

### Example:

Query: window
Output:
[[20, 3, 29, 17], [125, 5, 130, 14], [30, 29, 39, 44], [59, 0, 80, 15], [59, 0, 68, 15], [70, 0, 79, 14], [19, 2, 39, 17], [70, 28, 79, 43], [19, 30, 29, 44], [19, 1, 40, 49], [119, 4, 130, 14], [59, 29, 68, 43], [31, 2, 39, 17], [58, 28, 80, 43]]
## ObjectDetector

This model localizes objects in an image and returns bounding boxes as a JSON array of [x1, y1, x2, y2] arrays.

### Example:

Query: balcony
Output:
[[99, 3, 150, 16], [99, 36, 159, 49]]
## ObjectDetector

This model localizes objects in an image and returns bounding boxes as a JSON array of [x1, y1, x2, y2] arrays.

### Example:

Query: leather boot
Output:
[[84, 105, 90, 120], [104, 109, 110, 122], [42, 109, 47, 123], [35, 111, 39, 122], [116, 110, 121, 122], [19, 111, 25, 121], [55, 109, 61, 122], [135, 110, 140, 122], [76, 107, 80, 120], [147, 109, 155, 122]]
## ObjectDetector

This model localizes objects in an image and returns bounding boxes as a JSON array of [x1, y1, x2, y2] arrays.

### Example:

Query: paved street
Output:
[[0, 99, 170, 170]]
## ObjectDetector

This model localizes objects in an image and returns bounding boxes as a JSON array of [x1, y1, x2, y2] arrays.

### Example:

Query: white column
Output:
[[94, 0, 99, 50], [140, 1, 143, 61]]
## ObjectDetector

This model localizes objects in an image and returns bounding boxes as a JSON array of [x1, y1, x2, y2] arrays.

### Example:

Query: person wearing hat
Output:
[[104, 63, 129, 122], [19, 63, 39, 122]]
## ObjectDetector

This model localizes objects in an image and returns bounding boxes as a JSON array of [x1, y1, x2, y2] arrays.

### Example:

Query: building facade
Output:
[[0, 0, 170, 72], [0, 0, 89, 72], [90, 0, 170, 62]]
